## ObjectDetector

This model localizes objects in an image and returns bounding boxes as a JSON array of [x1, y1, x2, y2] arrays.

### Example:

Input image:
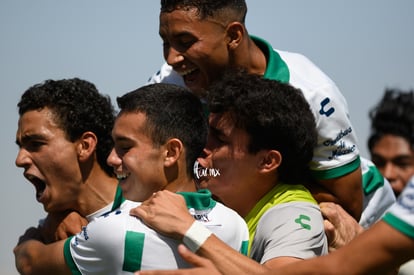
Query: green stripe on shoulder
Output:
[[123, 231, 145, 272]]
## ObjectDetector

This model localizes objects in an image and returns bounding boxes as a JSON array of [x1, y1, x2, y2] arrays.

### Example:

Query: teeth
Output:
[[179, 68, 196, 77], [116, 173, 129, 180]]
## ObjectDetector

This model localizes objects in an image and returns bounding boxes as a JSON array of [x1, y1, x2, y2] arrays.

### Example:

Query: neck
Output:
[[77, 165, 118, 216], [232, 36, 267, 76], [164, 174, 197, 193]]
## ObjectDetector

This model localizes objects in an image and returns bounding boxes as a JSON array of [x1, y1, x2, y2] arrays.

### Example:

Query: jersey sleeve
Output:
[[250, 202, 328, 264], [307, 82, 360, 180], [146, 62, 185, 87], [206, 202, 249, 255], [382, 177, 414, 238], [280, 50, 361, 180], [63, 210, 128, 274]]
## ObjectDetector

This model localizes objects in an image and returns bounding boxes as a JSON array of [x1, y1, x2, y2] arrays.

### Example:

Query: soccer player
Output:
[[14, 83, 248, 274], [148, 0, 365, 221], [137, 177, 414, 275], [133, 71, 327, 272], [14, 78, 120, 244]]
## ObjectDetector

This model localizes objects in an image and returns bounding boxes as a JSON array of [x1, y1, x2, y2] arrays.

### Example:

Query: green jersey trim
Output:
[[64, 236, 81, 275], [240, 240, 249, 256], [123, 231, 145, 272], [250, 35, 290, 83], [361, 164, 384, 195], [244, 183, 316, 254], [112, 184, 126, 211], [382, 212, 414, 239], [311, 156, 361, 179], [178, 189, 216, 210]]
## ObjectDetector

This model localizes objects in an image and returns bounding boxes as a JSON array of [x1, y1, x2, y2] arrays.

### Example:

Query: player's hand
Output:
[[17, 227, 43, 245], [320, 202, 364, 252], [130, 190, 195, 239], [41, 211, 88, 243], [135, 244, 222, 275]]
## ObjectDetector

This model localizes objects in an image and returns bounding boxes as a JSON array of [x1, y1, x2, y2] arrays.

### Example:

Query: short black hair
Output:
[[160, 0, 247, 23], [117, 83, 208, 176], [368, 88, 414, 151], [207, 70, 317, 184], [18, 78, 116, 177]]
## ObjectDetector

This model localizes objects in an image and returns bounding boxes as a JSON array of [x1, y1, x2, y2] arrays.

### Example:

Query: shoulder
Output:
[[146, 62, 185, 86], [259, 201, 323, 231]]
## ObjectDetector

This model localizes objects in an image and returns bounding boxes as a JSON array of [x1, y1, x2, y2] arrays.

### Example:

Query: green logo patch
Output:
[[295, 214, 311, 230]]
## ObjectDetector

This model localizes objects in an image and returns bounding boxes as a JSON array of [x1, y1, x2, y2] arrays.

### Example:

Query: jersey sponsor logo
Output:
[[319, 97, 335, 117], [323, 127, 353, 147], [329, 141, 356, 160], [294, 214, 311, 230]]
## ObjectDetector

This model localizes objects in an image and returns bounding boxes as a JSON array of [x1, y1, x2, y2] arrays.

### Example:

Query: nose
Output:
[[15, 148, 31, 169], [107, 148, 121, 168], [381, 162, 397, 182], [164, 46, 184, 67]]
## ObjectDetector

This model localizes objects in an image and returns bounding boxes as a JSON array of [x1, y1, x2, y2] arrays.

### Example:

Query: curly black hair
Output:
[[368, 88, 414, 151], [117, 83, 208, 176], [207, 70, 317, 184], [160, 0, 247, 23], [18, 78, 116, 177]]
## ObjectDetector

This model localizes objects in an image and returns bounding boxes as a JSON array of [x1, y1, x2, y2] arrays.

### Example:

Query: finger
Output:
[[130, 205, 148, 219], [323, 219, 336, 244], [320, 203, 341, 225]]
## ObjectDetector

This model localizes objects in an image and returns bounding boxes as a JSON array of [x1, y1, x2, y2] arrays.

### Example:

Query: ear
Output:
[[164, 138, 184, 167], [226, 22, 244, 50], [258, 150, 282, 173], [76, 131, 98, 162]]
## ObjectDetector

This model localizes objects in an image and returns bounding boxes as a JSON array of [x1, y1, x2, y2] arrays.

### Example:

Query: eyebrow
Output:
[[113, 135, 134, 144], [15, 134, 45, 147]]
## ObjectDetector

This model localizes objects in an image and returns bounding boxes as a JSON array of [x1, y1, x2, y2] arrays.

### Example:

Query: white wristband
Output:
[[182, 221, 212, 253]]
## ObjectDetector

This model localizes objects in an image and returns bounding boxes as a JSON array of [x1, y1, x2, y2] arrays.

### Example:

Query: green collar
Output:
[[250, 35, 290, 83], [111, 184, 126, 211], [178, 189, 216, 210]]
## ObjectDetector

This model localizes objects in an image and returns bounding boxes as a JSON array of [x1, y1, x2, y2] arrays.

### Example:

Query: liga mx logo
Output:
[[193, 160, 220, 180]]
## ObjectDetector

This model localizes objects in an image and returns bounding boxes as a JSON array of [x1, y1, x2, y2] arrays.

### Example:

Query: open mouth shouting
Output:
[[25, 173, 46, 203]]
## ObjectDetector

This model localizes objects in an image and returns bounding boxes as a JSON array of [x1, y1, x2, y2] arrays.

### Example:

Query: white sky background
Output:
[[1, 1, 413, 273]]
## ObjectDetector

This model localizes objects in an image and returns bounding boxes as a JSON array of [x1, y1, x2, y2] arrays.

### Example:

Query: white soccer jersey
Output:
[[147, 36, 393, 228], [147, 35, 360, 180], [64, 189, 249, 274], [359, 158, 395, 228], [383, 177, 414, 238]]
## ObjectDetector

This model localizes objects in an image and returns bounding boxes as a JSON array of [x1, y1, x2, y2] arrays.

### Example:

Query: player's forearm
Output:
[[14, 239, 70, 275], [312, 167, 363, 220], [197, 234, 268, 275]]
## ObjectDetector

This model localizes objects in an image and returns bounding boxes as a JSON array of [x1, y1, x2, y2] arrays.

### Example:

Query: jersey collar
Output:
[[250, 35, 290, 83]]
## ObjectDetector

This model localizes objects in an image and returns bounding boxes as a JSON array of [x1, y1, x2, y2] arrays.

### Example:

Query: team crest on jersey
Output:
[[188, 207, 212, 222]]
